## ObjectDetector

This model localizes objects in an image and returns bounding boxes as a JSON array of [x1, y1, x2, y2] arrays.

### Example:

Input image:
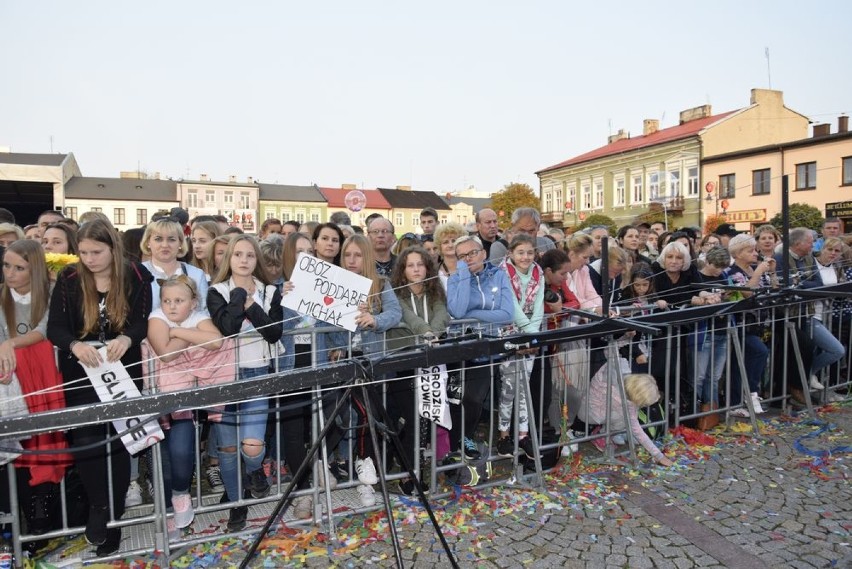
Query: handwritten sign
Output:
[[282, 252, 372, 332], [83, 347, 164, 455]]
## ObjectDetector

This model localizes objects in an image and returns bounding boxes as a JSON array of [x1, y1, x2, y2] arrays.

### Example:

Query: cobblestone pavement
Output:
[[38, 402, 851, 568]]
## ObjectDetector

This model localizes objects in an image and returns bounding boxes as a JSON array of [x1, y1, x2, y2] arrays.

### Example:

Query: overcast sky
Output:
[[2, 1, 849, 195]]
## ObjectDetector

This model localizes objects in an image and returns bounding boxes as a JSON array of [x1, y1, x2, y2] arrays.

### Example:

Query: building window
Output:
[[581, 183, 591, 210], [440, 215, 448, 223], [796, 162, 816, 190], [631, 175, 643, 204], [396, 213, 404, 227], [91, 207, 102, 213], [752, 169, 771, 195], [668, 169, 681, 196], [281, 210, 290, 222], [114, 208, 125, 225], [543, 191, 552, 213], [187, 191, 198, 208], [265, 211, 275, 220], [719, 174, 736, 198], [296, 212, 305, 223], [411, 213, 419, 227], [311, 213, 320, 222], [844, 157, 852, 186], [224, 191, 234, 204], [593, 179, 604, 209], [65, 206, 77, 220], [554, 187, 562, 210], [648, 171, 660, 199], [136, 209, 147, 225], [205, 190, 215, 205], [240, 192, 250, 208], [614, 177, 625, 207], [687, 167, 699, 196], [567, 183, 576, 210]]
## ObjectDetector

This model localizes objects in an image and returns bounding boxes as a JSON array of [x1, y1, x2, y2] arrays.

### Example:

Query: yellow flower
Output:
[[45, 253, 80, 272]]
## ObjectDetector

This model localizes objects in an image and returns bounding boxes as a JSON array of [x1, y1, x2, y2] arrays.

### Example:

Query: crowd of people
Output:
[[0, 203, 849, 558]]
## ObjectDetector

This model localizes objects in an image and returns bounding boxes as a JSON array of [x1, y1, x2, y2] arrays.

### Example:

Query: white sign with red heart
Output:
[[282, 252, 373, 332]]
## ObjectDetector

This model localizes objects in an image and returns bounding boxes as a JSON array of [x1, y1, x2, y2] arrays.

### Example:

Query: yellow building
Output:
[[703, 116, 852, 231], [536, 89, 809, 231]]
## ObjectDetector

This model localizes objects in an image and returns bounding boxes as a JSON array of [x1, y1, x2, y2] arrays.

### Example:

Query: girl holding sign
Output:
[[340, 234, 401, 507], [207, 235, 283, 532], [47, 219, 153, 556], [388, 246, 450, 494]]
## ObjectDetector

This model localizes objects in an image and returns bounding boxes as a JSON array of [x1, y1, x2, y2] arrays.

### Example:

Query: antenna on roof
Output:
[[608, 118, 612, 135], [765, 47, 772, 89], [660, 111, 666, 125], [50, 135, 54, 153]]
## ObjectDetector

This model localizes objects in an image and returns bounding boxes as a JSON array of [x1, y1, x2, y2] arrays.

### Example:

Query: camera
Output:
[[544, 289, 560, 304]]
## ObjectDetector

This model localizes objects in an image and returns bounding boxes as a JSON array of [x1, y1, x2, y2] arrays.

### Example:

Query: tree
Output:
[[704, 214, 727, 236], [577, 213, 617, 236], [489, 183, 541, 230], [768, 203, 823, 232]]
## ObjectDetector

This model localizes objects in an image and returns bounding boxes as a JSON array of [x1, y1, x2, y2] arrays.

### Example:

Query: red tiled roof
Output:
[[536, 111, 737, 174], [318, 187, 391, 209]]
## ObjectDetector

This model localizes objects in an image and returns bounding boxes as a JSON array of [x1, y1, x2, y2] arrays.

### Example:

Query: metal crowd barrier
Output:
[[1, 283, 850, 566]]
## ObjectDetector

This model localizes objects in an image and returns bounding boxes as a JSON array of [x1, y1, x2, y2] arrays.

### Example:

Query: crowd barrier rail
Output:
[[0, 282, 850, 566]]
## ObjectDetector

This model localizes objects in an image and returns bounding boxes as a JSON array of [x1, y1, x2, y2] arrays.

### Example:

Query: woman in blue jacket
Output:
[[446, 236, 514, 459]]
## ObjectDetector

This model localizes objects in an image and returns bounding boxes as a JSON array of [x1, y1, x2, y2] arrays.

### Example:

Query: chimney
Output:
[[643, 119, 659, 136], [247, 176, 254, 184], [396, 185, 411, 191], [200, 173, 209, 181], [813, 123, 831, 137], [608, 128, 629, 144], [341, 183, 357, 190], [839, 115, 849, 134], [229, 175, 236, 183], [679, 104, 712, 124]]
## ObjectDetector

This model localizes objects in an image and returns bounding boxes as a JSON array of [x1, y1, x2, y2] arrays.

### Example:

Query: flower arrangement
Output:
[[45, 253, 79, 273]]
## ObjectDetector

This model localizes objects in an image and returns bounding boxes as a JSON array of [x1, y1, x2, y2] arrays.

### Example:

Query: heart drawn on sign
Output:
[[323, 296, 334, 306]]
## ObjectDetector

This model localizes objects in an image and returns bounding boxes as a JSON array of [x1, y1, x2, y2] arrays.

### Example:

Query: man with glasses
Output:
[[447, 235, 514, 460], [475, 208, 499, 257], [488, 207, 554, 265], [367, 216, 397, 277]]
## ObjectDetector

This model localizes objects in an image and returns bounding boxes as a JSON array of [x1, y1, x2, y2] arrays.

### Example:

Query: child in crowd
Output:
[[145, 275, 234, 531], [619, 263, 667, 373], [339, 234, 401, 507], [578, 361, 675, 467], [496, 234, 544, 459], [207, 235, 283, 531], [189, 220, 222, 280], [388, 245, 450, 494]]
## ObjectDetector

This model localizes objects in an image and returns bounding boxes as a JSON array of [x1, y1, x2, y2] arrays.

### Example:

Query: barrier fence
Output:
[[0, 283, 850, 566]]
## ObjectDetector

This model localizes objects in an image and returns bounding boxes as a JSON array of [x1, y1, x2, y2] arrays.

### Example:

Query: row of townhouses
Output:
[[537, 89, 852, 232], [0, 158, 490, 236]]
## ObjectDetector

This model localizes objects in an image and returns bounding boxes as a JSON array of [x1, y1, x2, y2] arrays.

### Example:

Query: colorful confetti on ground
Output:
[[28, 402, 850, 568]]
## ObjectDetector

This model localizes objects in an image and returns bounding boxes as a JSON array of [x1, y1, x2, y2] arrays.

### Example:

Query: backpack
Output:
[[441, 443, 491, 487]]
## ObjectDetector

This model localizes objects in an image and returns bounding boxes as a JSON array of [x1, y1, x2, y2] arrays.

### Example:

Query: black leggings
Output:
[[449, 360, 493, 449], [70, 423, 130, 518]]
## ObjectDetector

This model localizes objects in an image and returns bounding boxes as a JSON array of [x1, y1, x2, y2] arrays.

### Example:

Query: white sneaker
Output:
[[750, 393, 765, 415], [810, 375, 825, 390], [125, 480, 143, 508], [292, 495, 312, 520], [172, 492, 194, 529], [355, 457, 378, 485], [357, 484, 376, 507], [729, 408, 750, 418], [166, 517, 180, 541], [316, 462, 338, 490]]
